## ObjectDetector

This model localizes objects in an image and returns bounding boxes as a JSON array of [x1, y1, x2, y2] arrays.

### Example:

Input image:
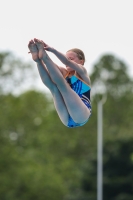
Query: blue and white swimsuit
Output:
[[65, 73, 92, 128]]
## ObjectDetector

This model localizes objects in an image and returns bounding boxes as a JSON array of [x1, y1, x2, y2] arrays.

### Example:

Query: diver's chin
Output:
[[66, 67, 73, 72]]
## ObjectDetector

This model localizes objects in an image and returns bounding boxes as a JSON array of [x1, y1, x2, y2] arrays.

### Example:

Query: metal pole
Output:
[[97, 100, 103, 200]]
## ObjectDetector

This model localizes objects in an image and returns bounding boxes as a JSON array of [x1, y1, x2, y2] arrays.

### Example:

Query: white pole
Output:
[[97, 100, 103, 200]]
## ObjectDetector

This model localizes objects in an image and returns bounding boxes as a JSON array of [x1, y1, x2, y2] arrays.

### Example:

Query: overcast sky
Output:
[[0, 0, 133, 92]]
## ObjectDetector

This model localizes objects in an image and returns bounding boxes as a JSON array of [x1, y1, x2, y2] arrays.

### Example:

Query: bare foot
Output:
[[28, 40, 39, 62], [34, 38, 47, 60]]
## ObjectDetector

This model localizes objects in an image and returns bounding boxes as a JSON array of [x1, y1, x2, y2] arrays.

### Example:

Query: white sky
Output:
[[0, 0, 133, 92]]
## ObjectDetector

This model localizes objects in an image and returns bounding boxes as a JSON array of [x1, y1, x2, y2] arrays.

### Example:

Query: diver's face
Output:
[[66, 51, 81, 71]]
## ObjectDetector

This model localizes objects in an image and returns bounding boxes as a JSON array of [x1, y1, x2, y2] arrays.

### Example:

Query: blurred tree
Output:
[[90, 54, 133, 98], [103, 138, 133, 200], [0, 88, 97, 200], [65, 54, 133, 200], [0, 51, 38, 95], [70, 138, 133, 200], [1, 51, 133, 200], [0, 91, 66, 200]]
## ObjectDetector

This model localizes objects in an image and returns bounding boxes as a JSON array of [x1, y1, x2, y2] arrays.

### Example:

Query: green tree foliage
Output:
[[0, 51, 133, 199], [0, 89, 96, 200], [0, 51, 37, 95], [103, 138, 133, 200], [66, 54, 133, 199], [91, 54, 133, 98], [71, 137, 133, 200]]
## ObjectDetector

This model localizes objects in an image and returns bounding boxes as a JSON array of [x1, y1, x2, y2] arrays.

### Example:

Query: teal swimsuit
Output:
[[65, 73, 92, 128]]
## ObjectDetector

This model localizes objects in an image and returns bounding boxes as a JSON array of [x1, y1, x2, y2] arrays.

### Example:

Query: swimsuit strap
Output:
[[64, 71, 70, 79], [64, 71, 91, 88]]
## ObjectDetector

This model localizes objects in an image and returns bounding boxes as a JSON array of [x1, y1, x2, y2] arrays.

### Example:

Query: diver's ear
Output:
[[80, 60, 84, 65]]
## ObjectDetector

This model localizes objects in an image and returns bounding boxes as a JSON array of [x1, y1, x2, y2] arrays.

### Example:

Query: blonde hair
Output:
[[67, 48, 85, 65]]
